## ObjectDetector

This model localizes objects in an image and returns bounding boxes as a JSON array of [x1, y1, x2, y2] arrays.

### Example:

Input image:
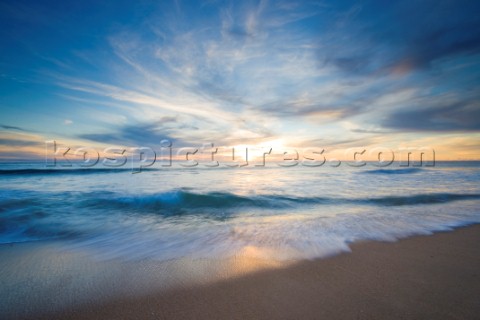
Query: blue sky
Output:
[[1, 0, 479, 160]]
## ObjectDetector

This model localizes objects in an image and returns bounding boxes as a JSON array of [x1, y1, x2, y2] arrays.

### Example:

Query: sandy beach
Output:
[[29, 225, 479, 320]]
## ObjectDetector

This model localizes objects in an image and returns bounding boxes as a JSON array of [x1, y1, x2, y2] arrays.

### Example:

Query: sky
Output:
[[0, 0, 479, 162]]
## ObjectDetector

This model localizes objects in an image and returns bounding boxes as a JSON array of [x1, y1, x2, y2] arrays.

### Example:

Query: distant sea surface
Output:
[[1, 162, 479, 260]]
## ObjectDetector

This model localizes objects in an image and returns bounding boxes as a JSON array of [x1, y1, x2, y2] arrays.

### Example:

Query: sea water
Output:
[[1, 161, 479, 261]]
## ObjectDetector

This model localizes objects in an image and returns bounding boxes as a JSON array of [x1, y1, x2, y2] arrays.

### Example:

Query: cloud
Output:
[[78, 118, 181, 147], [78, 114, 277, 148], [350, 128, 393, 134], [390, 0, 480, 71], [318, 0, 480, 76], [384, 100, 480, 132], [1, 124, 27, 131], [2, 0, 479, 160], [0, 150, 44, 160], [57, 0, 479, 142], [0, 138, 42, 147], [257, 100, 363, 121], [0, 131, 47, 159]]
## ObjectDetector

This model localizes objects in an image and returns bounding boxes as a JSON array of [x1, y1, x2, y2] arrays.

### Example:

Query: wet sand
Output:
[[37, 225, 480, 320]]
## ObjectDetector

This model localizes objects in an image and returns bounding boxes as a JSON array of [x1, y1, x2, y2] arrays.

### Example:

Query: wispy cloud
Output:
[[1, 0, 479, 159], [1, 124, 28, 132]]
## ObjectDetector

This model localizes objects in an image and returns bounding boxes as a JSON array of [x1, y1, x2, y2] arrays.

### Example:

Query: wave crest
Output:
[[362, 168, 423, 174], [80, 190, 480, 213]]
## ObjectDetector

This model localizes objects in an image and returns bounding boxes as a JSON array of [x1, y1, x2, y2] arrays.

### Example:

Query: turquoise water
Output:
[[1, 162, 479, 260]]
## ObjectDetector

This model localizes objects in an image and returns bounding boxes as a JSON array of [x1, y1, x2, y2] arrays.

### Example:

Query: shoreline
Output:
[[30, 224, 480, 320]]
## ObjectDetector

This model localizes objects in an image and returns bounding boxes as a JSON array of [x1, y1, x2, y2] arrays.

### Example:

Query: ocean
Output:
[[1, 161, 479, 261]]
